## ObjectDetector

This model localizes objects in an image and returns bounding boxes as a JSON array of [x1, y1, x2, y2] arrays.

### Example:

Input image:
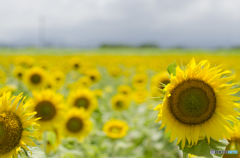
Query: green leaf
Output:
[[167, 61, 177, 76], [47, 130, 56, 146], [178, 138, 228, 158], [24, 146, 46, 158]]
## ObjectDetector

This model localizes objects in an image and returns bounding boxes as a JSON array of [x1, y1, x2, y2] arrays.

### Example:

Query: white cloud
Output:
[[0, 0, 239, 48]]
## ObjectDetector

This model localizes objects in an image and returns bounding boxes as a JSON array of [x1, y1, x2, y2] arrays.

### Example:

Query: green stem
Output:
[[183, 152, 188, 158], [43, 131, 48, 152]]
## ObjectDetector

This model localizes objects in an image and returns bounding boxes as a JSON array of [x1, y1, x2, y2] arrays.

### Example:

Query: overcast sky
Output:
[[0, 0, 239, 48]]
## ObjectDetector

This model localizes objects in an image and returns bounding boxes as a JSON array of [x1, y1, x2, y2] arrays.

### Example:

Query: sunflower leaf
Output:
[[167, 61, 177, 76], [47, 130, 56, 146], [178, 138, 228, 158], [23, 146, 46, 158]]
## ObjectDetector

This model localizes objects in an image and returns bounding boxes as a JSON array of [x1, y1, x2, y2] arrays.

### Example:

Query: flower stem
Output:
[[183, 152, 188, 158]]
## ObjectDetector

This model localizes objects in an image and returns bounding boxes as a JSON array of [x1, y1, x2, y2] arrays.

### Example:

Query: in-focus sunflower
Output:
[[63, 108, 92, 139], [223, 123, 240, 158], [24, 67, 46, 89], [68, 89, 97, 114], [27, 90, 65, 132], [111, 94, 130, 111], [0, 92, 40, 158], [103, 119, 129, 139], [155, 59, 240, 149]]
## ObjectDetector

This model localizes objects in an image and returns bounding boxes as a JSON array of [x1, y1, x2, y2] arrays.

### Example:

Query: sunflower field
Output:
[[1, 48, 240, 158]]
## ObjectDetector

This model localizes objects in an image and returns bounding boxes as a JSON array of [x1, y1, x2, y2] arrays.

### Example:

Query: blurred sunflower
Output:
[[63, 108, 92, 139], [85, 69, 101, 84], [117, 85, 132, 97], [93, 89, 103, 98], [132, 73, 148, 90], [15, 56, 34, 68], [24, 67, 46, 89], [103, 119, 129, 139], [13, 66, 26, 80], [133, 90, 149, 104], [108, 66, 122, 77], [223, 123, 240, 158], [68, 76, 92, 90], [155, 58, 240, 149], [68, 89, 97, 114], [0, 92, 40, 158], [52, 70, 65, 88], [151, 72, 170, 98], [111, 94, 130, 111], [68, 57, 83, 71], [0, 85, 16, 97], [27, 90, 65, 132]]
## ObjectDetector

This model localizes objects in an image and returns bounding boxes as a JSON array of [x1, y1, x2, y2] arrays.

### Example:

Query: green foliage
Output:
[[179, 138, 228, 158], [167, 61, 177, 76]]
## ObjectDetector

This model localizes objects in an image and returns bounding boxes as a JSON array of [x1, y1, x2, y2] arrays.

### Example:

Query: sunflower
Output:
[[27, 90, 65, 132], [68, 76, 92, 90], [63, 108, 92, 139], [117, 85, 132, 97], [108, 66, 122, 77], [68, 89, 97, 114], [132, 73, 148, 90], [68, 57, 83, 72], [0, 85, 16, 97], [13, 66, 26, 80], [103, 119, 129, 139], [0, 92, 40, 158], [111, 94, 130, 111], [52, 70, 65, 88], [133, 90, 149, 104], [24, 67, 46, 89], [85, 69, 101, 84], [151, 72, 170, 98], [223, 123, 240, 158], [154, 58, 240, 149]]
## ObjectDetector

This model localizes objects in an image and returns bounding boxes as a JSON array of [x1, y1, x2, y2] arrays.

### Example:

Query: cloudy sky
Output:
[[0, 0, 239, 48]]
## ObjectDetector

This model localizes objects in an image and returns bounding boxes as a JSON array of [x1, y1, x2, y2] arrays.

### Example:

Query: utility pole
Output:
[[39, 16, 45, 47]]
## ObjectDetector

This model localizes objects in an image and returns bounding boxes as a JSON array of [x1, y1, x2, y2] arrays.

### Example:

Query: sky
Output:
[[0, 0, 239, 48]]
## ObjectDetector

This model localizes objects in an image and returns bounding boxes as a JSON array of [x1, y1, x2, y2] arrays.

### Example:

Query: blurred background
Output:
[[0, 0, 239, 49]]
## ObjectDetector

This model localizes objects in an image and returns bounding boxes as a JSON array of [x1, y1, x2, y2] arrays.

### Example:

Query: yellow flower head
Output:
[[103, 119, 129, 139], [133, 90, 149, 104], [111, 94, 130, 111], [13, 66, 26, 80], [117, 85, 132, 97], [85, 69, 101, 83], [0, 92, 40, 158], [151, 72, 170, 98], [63, 108, 92, 140], [155, 58, 240, 149], [27, 89, 65, 132], [132, 73, 148, 90], [68, 89, 97, 114], [24, 67, 46, 89]]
